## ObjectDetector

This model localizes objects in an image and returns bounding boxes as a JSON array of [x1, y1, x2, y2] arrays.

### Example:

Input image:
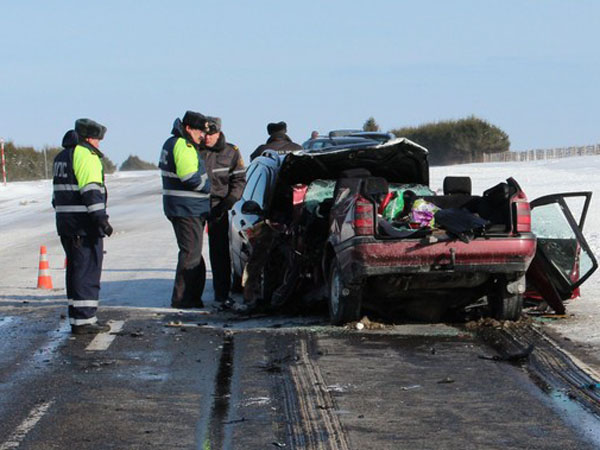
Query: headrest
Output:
[[443, 176, 472, 195]]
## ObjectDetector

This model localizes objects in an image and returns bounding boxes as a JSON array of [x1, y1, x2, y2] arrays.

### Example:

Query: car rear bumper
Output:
[[335, 235, 537, 283]]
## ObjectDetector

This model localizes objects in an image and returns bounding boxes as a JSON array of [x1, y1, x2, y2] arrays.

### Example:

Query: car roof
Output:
[[347, 131, 394, 141], [302, 136, 380, 151]]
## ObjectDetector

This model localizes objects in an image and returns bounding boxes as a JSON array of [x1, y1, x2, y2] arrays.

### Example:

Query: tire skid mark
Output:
[[276, 350, 307, 449], [205, 332, 235, 449], [478, 322, 600, 445], [504, 324, 600, 410], [284, 333, 350, 450]]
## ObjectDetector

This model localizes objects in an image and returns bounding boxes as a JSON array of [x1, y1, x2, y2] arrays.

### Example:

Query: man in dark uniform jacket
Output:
[[250, 121, 302, 161], [201, 116, 246, 308]]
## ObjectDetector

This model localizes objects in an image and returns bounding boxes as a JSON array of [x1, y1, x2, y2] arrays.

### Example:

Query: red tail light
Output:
[[514, 199, 531, 233], [354, 196, 374, 235]]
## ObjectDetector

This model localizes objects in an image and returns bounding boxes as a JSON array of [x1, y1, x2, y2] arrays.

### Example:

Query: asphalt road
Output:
[[1, 302, 599, 450]]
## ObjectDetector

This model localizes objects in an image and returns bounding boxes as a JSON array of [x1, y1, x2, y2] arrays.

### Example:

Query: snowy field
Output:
[[1, 155, 599, 347]]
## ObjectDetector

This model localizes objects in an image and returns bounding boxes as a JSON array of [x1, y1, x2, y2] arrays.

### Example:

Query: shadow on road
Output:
[[101, 278, 175, 308], [102, 268, 175, 273]]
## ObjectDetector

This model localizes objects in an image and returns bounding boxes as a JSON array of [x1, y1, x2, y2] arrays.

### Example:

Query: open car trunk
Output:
[[275, 139, 520, 240], [374, 178, 521, 240]]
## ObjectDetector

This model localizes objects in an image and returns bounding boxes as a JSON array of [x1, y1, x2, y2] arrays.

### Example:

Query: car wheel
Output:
[[328, 259, 362, 325], [488, 282, 523, 321]]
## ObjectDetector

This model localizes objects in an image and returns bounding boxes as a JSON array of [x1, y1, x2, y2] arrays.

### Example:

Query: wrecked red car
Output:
[[229, 139, 597, 324]]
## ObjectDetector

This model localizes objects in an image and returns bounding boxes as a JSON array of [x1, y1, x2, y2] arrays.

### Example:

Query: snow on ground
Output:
[[1, 156, 600, 347], [0, 170, 215, 309]]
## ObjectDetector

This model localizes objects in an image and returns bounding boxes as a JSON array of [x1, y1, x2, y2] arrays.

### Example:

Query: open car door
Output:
[[526, 192, 598, 314]]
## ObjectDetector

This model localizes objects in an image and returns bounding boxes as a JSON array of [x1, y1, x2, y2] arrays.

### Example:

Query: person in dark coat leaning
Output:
[[159, 111, 211, 309], [250, 121, 302, 161], [201, 116, 246, 308], [52, 119, 113, 335]]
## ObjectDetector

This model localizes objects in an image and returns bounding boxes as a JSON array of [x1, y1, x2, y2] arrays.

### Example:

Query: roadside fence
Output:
[[483, 144, 600, 163]]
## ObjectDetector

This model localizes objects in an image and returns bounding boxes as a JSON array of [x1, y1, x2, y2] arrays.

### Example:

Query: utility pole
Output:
[[1, 138, 6, 186], [43, 146, 48, 179]]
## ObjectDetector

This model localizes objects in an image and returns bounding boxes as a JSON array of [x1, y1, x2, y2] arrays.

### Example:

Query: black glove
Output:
[[103, 221, 114, 237], [97, 216, 113, 237], [209, 196, 237, 223]]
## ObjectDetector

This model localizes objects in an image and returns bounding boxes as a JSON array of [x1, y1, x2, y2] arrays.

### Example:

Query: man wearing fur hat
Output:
[[250, 121, 302, 161], [52, 118, 113, 334], [159, 111, 211, 309], [201, 116, 246, 309]]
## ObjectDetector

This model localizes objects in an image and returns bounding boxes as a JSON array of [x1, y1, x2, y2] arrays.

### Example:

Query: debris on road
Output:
[[437, 376, 455, 384], [345, 316, 389, 331], [400, 384, 421, 391], [465, 316, 533, 331], [479, 343, 535, 362]]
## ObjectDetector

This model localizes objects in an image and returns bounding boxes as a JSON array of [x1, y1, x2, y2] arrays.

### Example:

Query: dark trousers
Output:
[[60, 235, 103, 326], [208, 212, 231, 301], [169, 216, 206, 307]]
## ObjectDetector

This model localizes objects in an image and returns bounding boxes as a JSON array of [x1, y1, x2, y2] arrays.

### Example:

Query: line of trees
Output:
[[119, 155, 157, 171], [1, 142, 161, 182], [3, 142, 117, 182], [389, 116, 510, 165]]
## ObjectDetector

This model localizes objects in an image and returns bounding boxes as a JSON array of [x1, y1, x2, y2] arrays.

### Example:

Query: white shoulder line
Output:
[[0, 400, 54, 450], [86, 320, 125, 351]]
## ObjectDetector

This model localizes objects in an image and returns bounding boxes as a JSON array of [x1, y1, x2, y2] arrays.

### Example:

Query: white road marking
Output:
[[0, 316, 15, 326], [86, 320, 125, 351], [102, 305, 211, 314], [0, 400, 54, 450]]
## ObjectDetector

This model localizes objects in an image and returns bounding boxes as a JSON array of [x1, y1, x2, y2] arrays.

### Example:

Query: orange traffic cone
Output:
[[37, 245, 53, 289]]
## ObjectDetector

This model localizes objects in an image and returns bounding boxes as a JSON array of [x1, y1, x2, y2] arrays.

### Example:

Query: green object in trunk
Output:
[[383, 184, 435, 221]]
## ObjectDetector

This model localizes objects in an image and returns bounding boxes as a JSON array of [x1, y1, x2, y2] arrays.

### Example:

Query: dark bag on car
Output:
[[434, 208, 489, 243]]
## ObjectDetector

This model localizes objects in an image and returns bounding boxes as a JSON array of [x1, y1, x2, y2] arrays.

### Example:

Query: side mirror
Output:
[[241, 200, 264, 216]]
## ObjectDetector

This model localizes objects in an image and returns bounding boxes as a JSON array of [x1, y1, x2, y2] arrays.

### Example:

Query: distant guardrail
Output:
[[483, 144, 600, 162]]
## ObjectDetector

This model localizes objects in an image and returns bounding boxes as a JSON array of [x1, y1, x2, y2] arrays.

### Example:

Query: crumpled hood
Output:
[[277, 138, 429, 186]]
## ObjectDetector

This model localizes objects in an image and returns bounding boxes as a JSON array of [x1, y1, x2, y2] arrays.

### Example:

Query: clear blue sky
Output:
[[1, 1, 598, 165]]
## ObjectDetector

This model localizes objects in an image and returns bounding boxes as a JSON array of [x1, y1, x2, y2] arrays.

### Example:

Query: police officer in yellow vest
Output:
[[159, 111, 211, 308], [52, 119, 113, 334]]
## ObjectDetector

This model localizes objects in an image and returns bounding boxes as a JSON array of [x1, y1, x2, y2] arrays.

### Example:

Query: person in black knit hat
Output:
[[250, 121, 302, 161]]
